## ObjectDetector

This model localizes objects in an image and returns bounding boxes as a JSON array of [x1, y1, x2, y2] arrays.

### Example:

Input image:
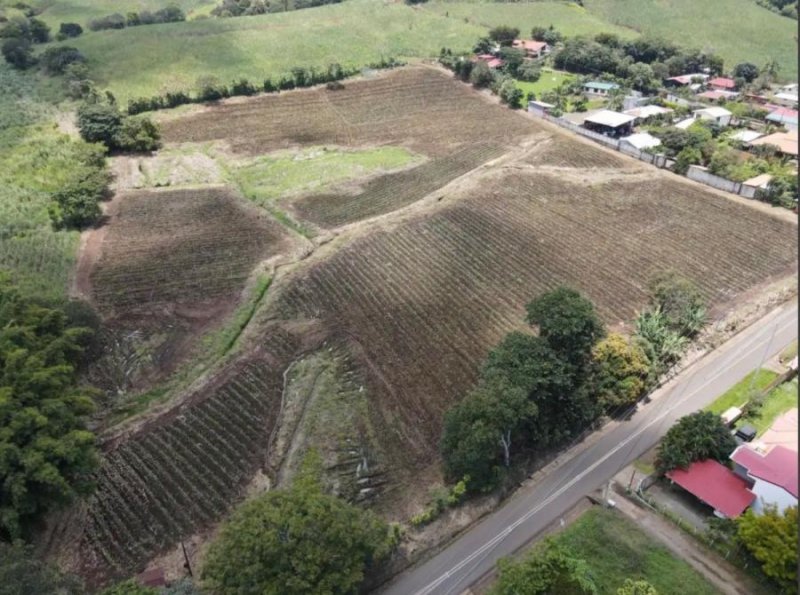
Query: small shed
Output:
[[583, 81, 619, 96], [620, 132, 661, 150], [528, 100, 555, 115], [741, 173, 773, 190], [583, 110, 635, 137], [693, 106, 733, 126]]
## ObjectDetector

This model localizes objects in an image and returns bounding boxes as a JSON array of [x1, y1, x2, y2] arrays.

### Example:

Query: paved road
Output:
[[380, 302, 798, 595]]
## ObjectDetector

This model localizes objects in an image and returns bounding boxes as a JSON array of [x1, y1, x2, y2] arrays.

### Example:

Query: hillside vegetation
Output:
[[51, 0, 484, 102], [429, 0, 798, 79]]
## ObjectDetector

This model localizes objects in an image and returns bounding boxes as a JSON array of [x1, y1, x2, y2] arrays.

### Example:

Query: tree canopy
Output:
[[526, 286, 605, 366], [617, 579, 659, 595], [491, 541, 598, 595], [0, 541, 83, 595], [655, 411, 736, 473], [0, 275, 99, 540], [736, 505, 797, 590], [648, 270, 706, 338], [488, 26, 519, 47], [202, 455, 393, 595], [590, 333, 650, 410]]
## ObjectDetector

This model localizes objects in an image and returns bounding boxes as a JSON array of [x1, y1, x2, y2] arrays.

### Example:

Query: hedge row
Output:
[[126, 57, 404, 115]]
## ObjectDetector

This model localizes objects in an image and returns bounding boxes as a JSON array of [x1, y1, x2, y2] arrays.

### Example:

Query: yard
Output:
[[515, 68, 574, 98], [705, 369, 797, 436], [551, 506, 719, 594]]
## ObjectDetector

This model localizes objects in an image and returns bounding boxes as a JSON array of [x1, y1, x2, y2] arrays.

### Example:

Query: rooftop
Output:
[[666, 459, 755, 518], [697, 90, 738, 101], [584, 109, 635, 128], [513, 39, 548, 52], [674, 117, 697, 130], [766, 107, 798, 126], [749, 130, 799, 156], [708, 77, 736, 89], [623, 105, 673, 119], [731, 444, 799, 498], [694, 106, 733, 118], [730, 129, 763, 143], [741, 173, 773, 188], [583, 81, 619, 91], [759, 408, 798, 453], [667, 73, 709, 84], [620, 132, 661, 150]]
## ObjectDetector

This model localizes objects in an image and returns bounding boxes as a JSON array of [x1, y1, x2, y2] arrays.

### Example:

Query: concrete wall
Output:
[[527, 108, 760, 201]]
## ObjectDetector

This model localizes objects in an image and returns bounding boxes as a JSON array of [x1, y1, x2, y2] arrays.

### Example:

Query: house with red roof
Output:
[[512, 39, 550, 59], [731, 444, 798, 515], [665, 459, 755, 518], [472, 54, 505, 70], [708, 77, 736, 91]]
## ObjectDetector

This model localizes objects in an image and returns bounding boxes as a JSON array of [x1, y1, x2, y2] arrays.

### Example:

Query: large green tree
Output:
[[0, 275, 98, 539], [655, 411, 736, 474], [441, 374, 534, 489], [737, 505, 797, 590], [491, 541, 598, 595], [202, 456, 393, 595], [526, 286, 606, 367]]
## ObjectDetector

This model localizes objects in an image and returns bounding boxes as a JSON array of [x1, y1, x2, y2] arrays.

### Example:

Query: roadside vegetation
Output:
[[492, 507, 718, 594]]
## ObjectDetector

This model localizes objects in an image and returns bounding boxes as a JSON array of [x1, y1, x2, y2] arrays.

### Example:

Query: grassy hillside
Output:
[[57, 0, 484, 103], [426, 1, 636, 39], [429, 0, 797, 79], [585, 0, 797, 80]]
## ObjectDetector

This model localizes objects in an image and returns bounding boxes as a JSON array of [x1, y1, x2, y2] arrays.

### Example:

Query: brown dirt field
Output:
[[86, 185, 296, 394], [161, 67, 544, 228], [63, 67, 798, 587]]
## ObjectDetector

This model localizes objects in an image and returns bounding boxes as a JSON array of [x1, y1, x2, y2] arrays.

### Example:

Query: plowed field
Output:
[[72, 67, 797, 586], [161, 67, 541, 228]]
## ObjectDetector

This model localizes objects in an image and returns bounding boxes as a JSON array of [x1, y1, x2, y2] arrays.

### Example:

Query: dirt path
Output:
[[613, 491, 765, 595]]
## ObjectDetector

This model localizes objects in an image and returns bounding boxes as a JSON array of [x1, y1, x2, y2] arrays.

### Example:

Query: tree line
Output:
[[87, 5, 186, 32], [126, 57, 404, 115], [212, 0, 344, 17], [442, 273, 706, 494]]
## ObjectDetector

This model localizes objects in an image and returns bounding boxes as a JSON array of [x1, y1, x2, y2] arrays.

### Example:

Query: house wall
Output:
[[750, 478, 797, 515]]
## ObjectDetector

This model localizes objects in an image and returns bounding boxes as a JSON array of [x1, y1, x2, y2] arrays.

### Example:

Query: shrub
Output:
[[77, 101, 122, 146], [39, 46, 85, 74], [57, 22, 83, 40], [115, 116, 161, 152], [49, 168, 109, 229], [499, 78, 523, 108], [88, 13, 126, 31], [231, 78, 258, 96], [1, 37, 34, 69]]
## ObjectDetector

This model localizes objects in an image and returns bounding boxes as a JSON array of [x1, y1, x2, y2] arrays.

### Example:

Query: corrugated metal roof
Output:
[[584, 110, 635, 127], [666, 459, 755, 518]]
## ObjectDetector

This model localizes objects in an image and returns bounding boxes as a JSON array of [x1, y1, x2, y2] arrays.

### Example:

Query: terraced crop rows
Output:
[[79, 325, 302, 581], [523, 134, 640, 169], [277, 171, 797, 458], [162, 68, 541, 226], [91, 187, 289, 312]]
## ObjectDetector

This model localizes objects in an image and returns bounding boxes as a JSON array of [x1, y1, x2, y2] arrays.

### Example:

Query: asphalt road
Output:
[[380, 301, 798, 595]]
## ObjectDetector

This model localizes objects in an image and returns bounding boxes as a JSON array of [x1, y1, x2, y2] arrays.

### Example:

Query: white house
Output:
[[730, 444, 798, 515], [512, 39, 550, 59], [693, 106, 733, 127]]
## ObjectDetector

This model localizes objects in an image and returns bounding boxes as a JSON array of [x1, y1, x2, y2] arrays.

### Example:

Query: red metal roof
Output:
[[731, 445, 799, 498], [768, 106, 799, 119], [709, 77, 736, 89], [513, 39, 548, 52], [666, 459, 755, 518], [697, 90, 727, 100]]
